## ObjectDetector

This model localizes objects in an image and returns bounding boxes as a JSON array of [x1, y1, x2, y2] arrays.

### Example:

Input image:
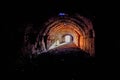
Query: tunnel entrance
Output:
[[28, 14, 95, 56], [45, 22, 83, 51], [65, 35, 73, 43]]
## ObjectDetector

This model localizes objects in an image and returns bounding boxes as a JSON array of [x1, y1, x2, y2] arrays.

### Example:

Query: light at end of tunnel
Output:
[[65, 35, 71, 43]]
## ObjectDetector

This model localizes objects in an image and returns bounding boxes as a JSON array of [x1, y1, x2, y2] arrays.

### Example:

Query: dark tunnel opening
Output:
[[5, 1, 96, 72]]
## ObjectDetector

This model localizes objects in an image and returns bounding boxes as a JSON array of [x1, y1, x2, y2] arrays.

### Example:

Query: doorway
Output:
[[64, 34, 73, 43]]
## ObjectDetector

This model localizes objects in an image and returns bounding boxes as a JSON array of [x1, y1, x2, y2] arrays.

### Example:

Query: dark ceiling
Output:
[[2, 0, 96, 23]]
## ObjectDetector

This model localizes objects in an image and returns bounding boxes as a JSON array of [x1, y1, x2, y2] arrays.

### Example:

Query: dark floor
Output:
[[12, 43, 95, 72]]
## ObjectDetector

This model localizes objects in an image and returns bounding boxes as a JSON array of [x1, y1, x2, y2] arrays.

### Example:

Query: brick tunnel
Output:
[[32, 14, 95, 57], [13, 13, 96, 72], [7, 0, 96, 72]]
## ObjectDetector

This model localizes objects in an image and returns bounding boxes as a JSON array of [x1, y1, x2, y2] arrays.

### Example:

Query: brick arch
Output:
[[44, 20, 85, 37], [44, 21, 87, 52], [38, 15, 95, 56], [62, 34, 74, 43]]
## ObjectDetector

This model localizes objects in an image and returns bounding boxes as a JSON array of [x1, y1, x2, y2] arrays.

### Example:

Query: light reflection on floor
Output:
[[48, 41, 71, 50]]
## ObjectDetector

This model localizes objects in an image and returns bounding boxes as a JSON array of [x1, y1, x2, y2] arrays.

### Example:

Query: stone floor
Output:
[[32, 42, 93, 64], [13, 42, 95, 72]]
